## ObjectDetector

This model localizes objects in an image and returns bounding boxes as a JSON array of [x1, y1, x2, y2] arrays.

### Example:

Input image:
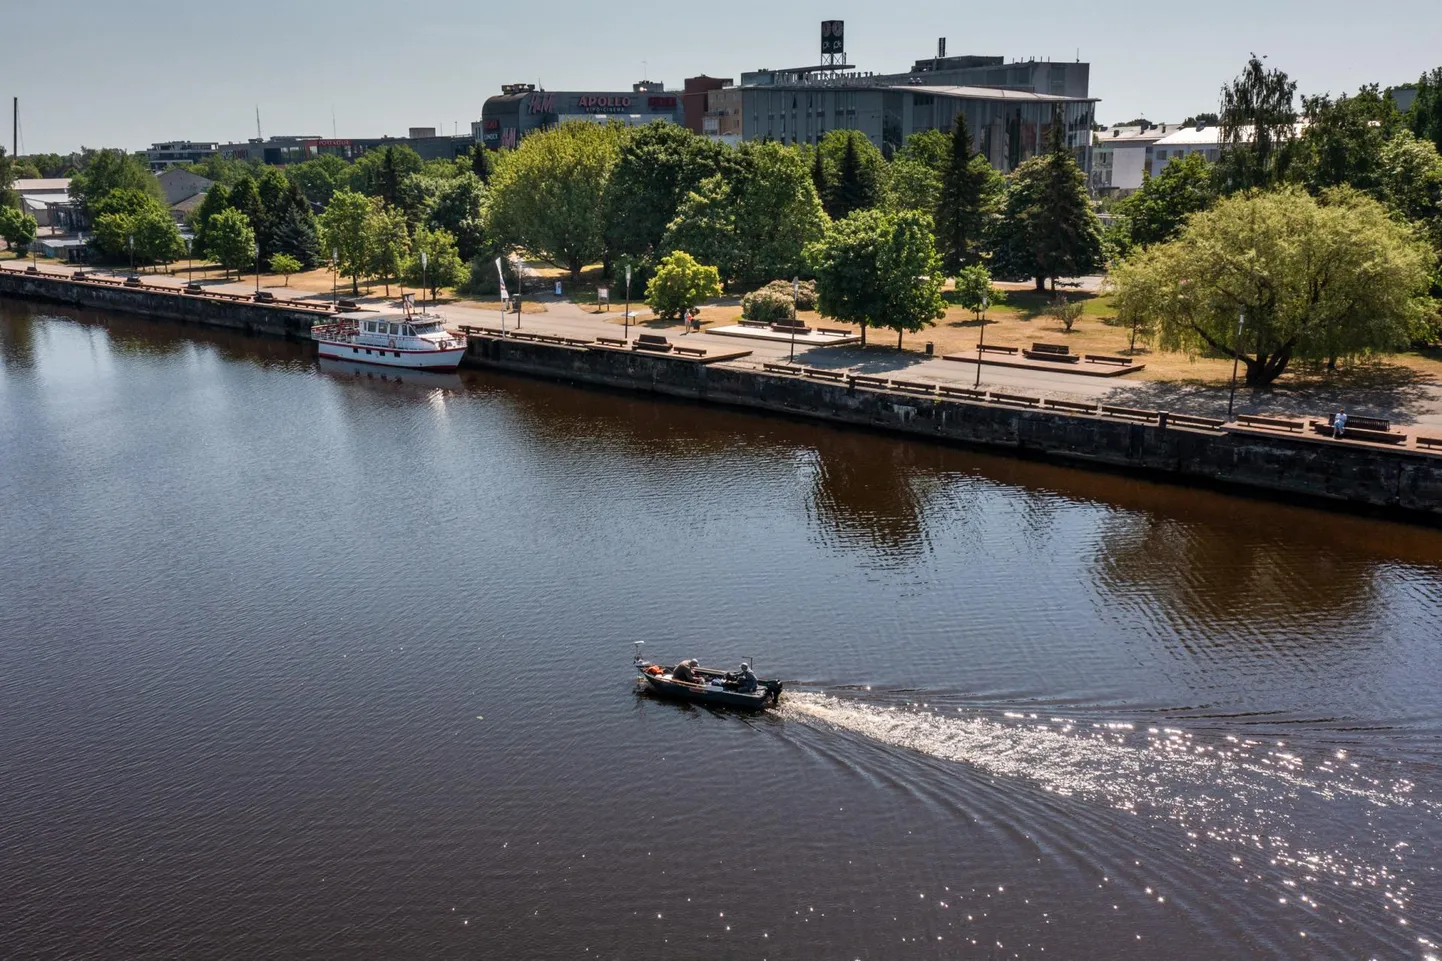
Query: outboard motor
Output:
[[764, 679, 784, 703]]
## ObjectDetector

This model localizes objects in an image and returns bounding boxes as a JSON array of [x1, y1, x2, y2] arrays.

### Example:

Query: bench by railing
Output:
[[762, 362, 801, 375], [1045, 398, 1097, 414], [1100, 404, 1158, 423], [1309, 418, 1406, 445], [673, 345, 707, 357], [803, 367, 847, 382], [850, 374, 890, 389], [1237, 413, 1306, 432], [976, 343, 1019, 356], [889, 379, 936, 395], [1167, 412, 1226, 430], [990, 391, 1042, 407], [937, 385, 987, 400], [1417, 436, 1442, 450], [1084, 353, 1133, 366], [595, 336, 628, 347]]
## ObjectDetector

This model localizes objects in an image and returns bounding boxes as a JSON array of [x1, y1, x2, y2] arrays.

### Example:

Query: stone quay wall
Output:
[[0, 269, 322, 340], [463, 333, 1442, 522]]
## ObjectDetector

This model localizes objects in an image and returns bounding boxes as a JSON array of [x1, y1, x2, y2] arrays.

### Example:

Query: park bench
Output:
[[633, 334, 672, 353], [1167, 412, 1227, 430], [851, 375, 890, 389], [802, 367, 847, 382], [24, 265, 40, 274], [771, 320, 812, 334], [123, 276, 144, 287], [817, 327, 853, 337], [673, 345, 707, 357], [990, 391, 1042, 407], [1022, 342, 1080, 363], [337, 299, 359, 311], [595, 336, 628, 347], [1237, 413, 1306, 432], [1084, 353, 1133, 366], [1044, 398, 1097, 414], [937, 385, 987, 400], [1100, 404, 1159, 422], [737, 319, 770, 328], [1310, 414, 1405, 445], [254, 291, 275, 303], [889, 379, 936, 395], [1417, 435, 1442, 451], [763, 362, 801, 374], [181, 283, 202, 294], [976, 343, 1019, 356]]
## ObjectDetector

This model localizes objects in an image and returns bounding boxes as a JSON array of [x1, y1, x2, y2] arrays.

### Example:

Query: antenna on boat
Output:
[[633, 640, 644, 665]]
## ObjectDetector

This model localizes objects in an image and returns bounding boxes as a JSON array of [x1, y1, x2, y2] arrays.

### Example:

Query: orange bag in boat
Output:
[[645, 665, 664, 676]]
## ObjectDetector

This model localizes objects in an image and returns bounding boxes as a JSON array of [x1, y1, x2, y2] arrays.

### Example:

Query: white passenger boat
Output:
[[312, 304, 466, 371]]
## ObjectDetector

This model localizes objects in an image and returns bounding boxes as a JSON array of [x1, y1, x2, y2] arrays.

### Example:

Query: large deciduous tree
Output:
[[604, 121, 728, 270], [807, 208, 946, 348], [287, 154, 350, 206], [318, 189, 377, 295], [935, 114, 1000, 274], [190, 184, 232, 260], [0, 205, 38, 254], [1111, 187, 1435, 385], [1215, 55, 1300, 192], [989, 120, 1104, 289], [367, 203, 411, 296], [663, 140, 827, 291], [69, 149, 164, 215], [486, 121, 623, 281], [1408, 67, 1442, 154], [401, 225, 466, 301], [426, 172, 488, 261], [1295, 87, 1396, 194], [645, 249, 722, 321], [206, 208, 257, 280]]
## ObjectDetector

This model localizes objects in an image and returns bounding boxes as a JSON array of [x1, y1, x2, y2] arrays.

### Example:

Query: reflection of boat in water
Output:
[[633, 643, 784, 712], [317, 356, 464, 391], [312, 302, 466, 371]]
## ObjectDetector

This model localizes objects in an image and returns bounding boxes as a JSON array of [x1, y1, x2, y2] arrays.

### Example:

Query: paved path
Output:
[[7, 261, 1441, 428]]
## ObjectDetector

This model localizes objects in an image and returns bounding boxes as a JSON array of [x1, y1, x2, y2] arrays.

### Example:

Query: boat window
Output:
[[404, 326, 414, 337]]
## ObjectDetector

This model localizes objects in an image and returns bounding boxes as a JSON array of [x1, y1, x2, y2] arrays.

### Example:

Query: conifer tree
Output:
[[935, 114, 995, 274], [471, 145, 493, 184]]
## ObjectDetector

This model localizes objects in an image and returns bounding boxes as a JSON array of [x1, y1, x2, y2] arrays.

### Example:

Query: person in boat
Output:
[[671, 659, 701, 683], [727, 662, 758, 694]]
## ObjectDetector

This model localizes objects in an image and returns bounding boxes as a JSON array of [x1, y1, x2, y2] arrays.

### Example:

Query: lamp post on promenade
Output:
[[254, 242, 261, 296], [1227, 310, 1245, 422], [127, 232, 135, 279], [623, 263, 632, 342], [332, 249, 339, 307], [790, 276, 800, 363], [973, 295, 988, 389]]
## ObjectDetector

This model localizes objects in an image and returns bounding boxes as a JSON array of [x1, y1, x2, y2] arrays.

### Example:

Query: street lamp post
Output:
[[513, 257, 523, 329], [254, 242, 261, 296], [127, 233, 135, 279], [623, 264, 632, 342], [420, 250, 429, 312], [789, 276, 800, 363], [332, 249, 339, 307], [1226, 310, 1245, 422], [185, 239, 192, 284], [973, 295, 989, 389]]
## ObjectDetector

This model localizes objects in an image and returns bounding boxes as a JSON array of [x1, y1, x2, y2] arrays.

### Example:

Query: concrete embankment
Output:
[[463, 333, 1442, 522], [0, 269, 323, 340]]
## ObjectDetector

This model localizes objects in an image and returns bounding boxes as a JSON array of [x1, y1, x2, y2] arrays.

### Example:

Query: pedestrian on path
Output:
[[1333, 408, 1348, 437]]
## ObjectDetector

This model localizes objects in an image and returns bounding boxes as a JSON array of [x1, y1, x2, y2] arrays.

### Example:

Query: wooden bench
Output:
[[1237, 413, 1305, 432], [123, 277, 144, 287], [817, 327, 853, 337], [673, 345, 707, 357], [771, 322, 812, 335], [737, 319, 770, 328], [1022, 342, 1080, 363], [889, 379, 936, 395], [802, 367, 847, 382], [1084, 353, 1133, 366], [990, 391, 1041, 407], [337, 299, 359, 311], [1167, 412, 1227, 430], [595, 336, 628, 347], [253, 291, 275, 303], [1044, 398, 1097, 414], [1100, 404, 1158, 422], [1310, 415, 1405, 445], [763, 362, 801, 375], [976, 343, 1019, 356], [937, 385, 987, 400], [851, 375, 890, 389], [633, 334, 672, 353], [1417, 436, 1442, 450]]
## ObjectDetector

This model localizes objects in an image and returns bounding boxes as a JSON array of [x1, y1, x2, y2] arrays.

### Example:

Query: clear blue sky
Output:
[[5, 0, 1439, 155]]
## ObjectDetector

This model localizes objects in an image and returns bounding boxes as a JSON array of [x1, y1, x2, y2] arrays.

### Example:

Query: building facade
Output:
[[145, 141, 219, 171], [217, 133, 474, 165], [1091, 123, 1190, 195], [476, 82, 685, 150]]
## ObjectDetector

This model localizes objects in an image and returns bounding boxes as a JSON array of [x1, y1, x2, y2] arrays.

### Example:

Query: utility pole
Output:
[[12, 97, 17, 159]]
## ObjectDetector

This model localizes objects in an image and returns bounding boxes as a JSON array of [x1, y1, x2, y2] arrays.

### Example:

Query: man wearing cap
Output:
[[671, 658, 701, 683]]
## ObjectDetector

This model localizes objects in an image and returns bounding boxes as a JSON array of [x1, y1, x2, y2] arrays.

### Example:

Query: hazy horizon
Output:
[[4, 0, 1439, 156]]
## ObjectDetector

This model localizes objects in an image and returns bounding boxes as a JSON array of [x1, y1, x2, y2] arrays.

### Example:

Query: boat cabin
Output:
[[354, 316, 448, 347]]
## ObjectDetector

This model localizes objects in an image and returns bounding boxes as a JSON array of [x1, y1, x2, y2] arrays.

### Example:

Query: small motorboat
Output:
[[633, 643, 784, 711]]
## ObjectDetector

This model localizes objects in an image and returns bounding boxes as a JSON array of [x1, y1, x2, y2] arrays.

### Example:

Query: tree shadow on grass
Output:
[[792, 343, 933, 375], [1107, 361, 1442, 424]]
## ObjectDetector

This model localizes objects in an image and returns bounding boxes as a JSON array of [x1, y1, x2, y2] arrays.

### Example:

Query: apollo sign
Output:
[[576, 95, 632, 110]]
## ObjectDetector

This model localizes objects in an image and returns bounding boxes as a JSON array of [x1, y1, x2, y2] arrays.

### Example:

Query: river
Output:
[[3, 299, 1440, 961]]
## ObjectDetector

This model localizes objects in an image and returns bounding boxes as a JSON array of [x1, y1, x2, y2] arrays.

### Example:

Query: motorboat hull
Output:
[[316, 338, 466, 371], [636, 665, 782, 712]]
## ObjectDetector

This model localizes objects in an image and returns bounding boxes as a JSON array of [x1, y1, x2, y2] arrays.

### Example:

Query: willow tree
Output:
[[1111, 187, 1435, 385], [1215, 55, 1299, 192]]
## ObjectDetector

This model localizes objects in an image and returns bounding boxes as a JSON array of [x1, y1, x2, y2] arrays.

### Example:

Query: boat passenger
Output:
[[731, 662, 758, 694], [671, 659, 701, 683]]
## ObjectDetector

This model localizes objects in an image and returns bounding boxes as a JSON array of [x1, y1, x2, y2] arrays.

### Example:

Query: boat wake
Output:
[[780, 692, 1441, 951]]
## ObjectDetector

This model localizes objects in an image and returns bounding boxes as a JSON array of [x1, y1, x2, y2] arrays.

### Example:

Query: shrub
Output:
[[1048, 293, 1084, 333], [741, 287, 795, 322], [646, 250, 722, 321]]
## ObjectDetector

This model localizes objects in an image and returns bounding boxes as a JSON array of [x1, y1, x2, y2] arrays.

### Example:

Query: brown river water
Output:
[[2, 299, 1441, 960]]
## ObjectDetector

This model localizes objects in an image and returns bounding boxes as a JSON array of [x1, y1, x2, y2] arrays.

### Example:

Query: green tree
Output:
[[663, 140, 827, 290], [90, 189, 173, 260], [953, 263, 1005, 320], [1111, 187, 1435, 385], [0, 146, 16, 208], [808, 208, 945, 348], [1109, 151, 1216, 250], [288, 154, 350, 206], [486, 121, 623, 280], [935, 114, 1000, 273], [207, 208, 257, 280], [896, 128, 951, 172], [471, 145, 493, 184], [1377, 131, 1442, 250], [190, 184, 232, 260], [270, 180, 321, 268], [605, 122, 729, 268], [427, 172, 488, 261], [368, 203, 410, 295], [131, 206, 185, 268], [884, 157, 943, 214], [180, 155, 259, 187], [401, 225, 466, 300], [1408, 67, 1442, 154], [69, 149, 163, 215], [989, 121, 1104, 289], [1215, 55, 1300, 192], [228, 176, 266, 252], [1180, 112, 1220, 127], [269, 252, 302, 285], [817, 130, 884, 219], [1295, 88, 1395, 194], [645, 249, 722, 320], [350, 143, 423, 200], [0, 205, 38, 254], [397, 172, 448, 227], [317, 189, 377, 295]]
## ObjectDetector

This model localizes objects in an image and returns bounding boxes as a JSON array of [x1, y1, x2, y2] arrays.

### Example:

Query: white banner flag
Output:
[[496, 257, 508, 302]]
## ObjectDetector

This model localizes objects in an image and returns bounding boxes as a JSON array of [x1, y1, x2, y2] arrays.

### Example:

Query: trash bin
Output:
[[924, 341, 934, 356]]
